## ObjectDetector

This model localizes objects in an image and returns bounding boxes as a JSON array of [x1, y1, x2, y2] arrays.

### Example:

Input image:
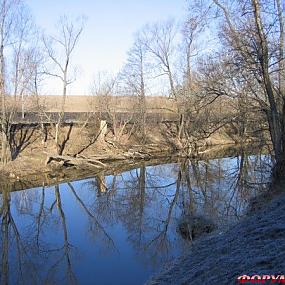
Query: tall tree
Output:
[[43, 15, 84, 155], [0, 0, 37, 165], [141, 20, 177, 99], [121, 33, 147, 139], [181, 0, 210, 89], [211, 0, 285, 178], [140, 20, 188, 141]]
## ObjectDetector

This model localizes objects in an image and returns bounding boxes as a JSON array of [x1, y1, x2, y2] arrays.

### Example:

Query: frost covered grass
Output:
[[147, 188, 285, 285]]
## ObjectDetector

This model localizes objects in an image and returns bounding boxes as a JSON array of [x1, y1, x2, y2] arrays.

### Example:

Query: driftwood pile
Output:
[[46, 155, 107, 169], [45, 144, 167, 170]]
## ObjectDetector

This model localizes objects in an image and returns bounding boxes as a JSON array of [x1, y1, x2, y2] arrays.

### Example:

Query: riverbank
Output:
[[0, 122, 267, 191], [2, 140, 267, 192], [146, 181, 285, 285], [0, 124, 233, 186]]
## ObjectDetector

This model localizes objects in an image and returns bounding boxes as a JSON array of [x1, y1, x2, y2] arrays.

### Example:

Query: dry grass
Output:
[[34, 95, 178, 113]]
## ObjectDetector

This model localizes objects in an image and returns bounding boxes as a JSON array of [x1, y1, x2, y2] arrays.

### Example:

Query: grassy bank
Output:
[[146, 182, 285, 285]]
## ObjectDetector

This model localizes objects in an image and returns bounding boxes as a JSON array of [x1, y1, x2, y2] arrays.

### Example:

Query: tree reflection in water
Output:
[[0, 150, 271, 284]]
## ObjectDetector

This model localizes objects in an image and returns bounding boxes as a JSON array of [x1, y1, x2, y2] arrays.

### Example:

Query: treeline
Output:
[[0, 0, 283, 179], [117, 0, 285, 178]]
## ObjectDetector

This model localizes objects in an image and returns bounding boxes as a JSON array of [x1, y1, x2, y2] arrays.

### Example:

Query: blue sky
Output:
[[26, 0, 188, 95]]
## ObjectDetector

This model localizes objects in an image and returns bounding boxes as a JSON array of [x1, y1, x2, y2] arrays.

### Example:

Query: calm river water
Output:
[[0, 150, 271, 284]]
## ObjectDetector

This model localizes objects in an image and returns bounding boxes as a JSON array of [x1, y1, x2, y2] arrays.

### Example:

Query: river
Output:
[[0, 149, 271, 284]]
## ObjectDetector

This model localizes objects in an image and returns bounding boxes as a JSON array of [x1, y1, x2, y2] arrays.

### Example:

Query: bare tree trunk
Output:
[[97, 120, 107, 143], [55, 76, 67, 154], [1, 46, 10, 165], [139, 56, 146, 139], [21, 93, 24, 119], [213, 0, 285, 179], [274, 0, 285, 178], [252, 0, 282, 161], [44, 16, 84, 155], [276, 0, 285, 102]]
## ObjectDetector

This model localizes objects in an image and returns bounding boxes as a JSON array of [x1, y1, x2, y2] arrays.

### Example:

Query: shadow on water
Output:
[[0, 147, 272, 284]]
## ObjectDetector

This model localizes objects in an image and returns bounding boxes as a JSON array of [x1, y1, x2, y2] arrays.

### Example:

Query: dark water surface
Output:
[[0, 151, 271, 285]]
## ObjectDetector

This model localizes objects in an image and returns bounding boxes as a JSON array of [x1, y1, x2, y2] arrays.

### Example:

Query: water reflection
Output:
[[0, 150, 271, 285]]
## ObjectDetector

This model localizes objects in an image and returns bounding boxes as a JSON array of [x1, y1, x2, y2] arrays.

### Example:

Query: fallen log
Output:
[[46, 146, 170, 169], [88, 154, 127, 160], [46, 155, 107, 168], [88, 151, 151, 161], [75, 154, 107, 167]]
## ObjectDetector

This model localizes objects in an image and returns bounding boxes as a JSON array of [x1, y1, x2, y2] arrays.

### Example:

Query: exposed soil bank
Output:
[[3, 153, 179, 192], [2, 141, 264, 192], [0, 120, 267, 192], [0, 122, 232, 186], [146, 185, 285, 285]]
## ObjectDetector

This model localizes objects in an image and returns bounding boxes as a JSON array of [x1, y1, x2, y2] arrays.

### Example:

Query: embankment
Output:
[[1, 121, 265, 191], [146, 184, 285, 285]]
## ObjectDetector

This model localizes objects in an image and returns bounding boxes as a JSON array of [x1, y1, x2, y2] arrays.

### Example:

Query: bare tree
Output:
[[140, 20, 189, 142], [181, 0, 210, 89], [0, 0, 18, 165], [91, 72, 135, 143], [43, 15, 85, 155], [0, 0, 39, 165], [11, 6, 37, 119], [210, 0, 285, 178], [90, 72, 116, 138], [141, 20, 177, 99], [121, 32, 147, 139]]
